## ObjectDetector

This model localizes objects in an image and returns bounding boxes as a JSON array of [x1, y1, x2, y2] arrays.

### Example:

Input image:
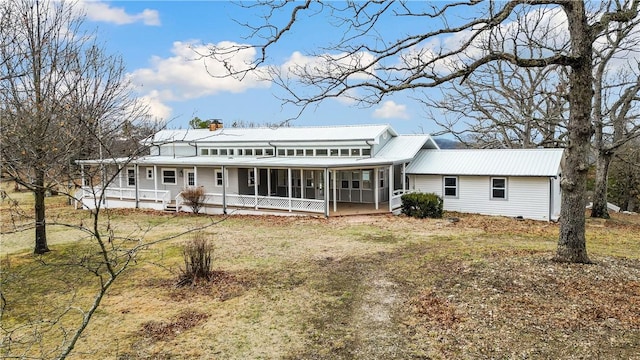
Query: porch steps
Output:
[[164, 203, 177, 212]]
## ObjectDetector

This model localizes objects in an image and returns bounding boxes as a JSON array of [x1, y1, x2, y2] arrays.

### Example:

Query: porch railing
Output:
[[82, 187, 171, 205], [391, 189, 413, 210], [176, 192, 325, 214]]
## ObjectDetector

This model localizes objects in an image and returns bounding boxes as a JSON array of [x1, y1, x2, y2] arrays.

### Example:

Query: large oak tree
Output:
[[208, 0, 640, 263]]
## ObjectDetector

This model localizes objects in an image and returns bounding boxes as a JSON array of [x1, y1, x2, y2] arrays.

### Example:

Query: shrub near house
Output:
[[401, 192, 443, 219]]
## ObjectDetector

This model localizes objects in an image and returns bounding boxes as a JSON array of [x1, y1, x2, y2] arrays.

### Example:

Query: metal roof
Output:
[[405, 148, 564, 177], [79, 135, 434, 168], [146, 124, 396, 145]]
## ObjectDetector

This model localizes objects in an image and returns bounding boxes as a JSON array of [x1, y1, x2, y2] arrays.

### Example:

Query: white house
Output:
[[405, 148, 564, 221], [77, 124, 564, 221], [78, 124, 438, 216]]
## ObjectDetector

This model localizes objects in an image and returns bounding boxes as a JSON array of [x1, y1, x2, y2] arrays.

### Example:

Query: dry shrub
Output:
[[178, 232, 213, 286], [181, 186, 206, 214]]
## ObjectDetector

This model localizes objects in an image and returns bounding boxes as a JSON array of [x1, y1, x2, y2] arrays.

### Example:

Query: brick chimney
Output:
[[208, 120, 223, 131]]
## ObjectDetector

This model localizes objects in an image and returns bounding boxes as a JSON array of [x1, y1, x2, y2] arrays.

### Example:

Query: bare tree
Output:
[[608, 139, 640, 212], [590, 17, 640, 218], [0, 0, 149, 254], [206, 0, 639, 263], [423, 61, 569, 148]]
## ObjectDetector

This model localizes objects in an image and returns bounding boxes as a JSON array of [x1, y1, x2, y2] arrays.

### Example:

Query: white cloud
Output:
[[130, 41, 270, 102], [138, 90, 173, 123], [282, 51, 376, 81], [373, 100, 409, 119], [80, 1, 160, 26], [129, 41, 271, 119]]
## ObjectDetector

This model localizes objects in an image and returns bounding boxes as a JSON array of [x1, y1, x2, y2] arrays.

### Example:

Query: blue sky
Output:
[[80, 1, 444, 134]]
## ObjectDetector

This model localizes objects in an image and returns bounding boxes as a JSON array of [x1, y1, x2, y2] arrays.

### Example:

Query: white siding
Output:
[[412, 175, 553, 221]]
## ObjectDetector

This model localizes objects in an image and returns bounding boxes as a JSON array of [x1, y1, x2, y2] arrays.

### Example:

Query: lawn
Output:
[[1, 184, 639, 359]]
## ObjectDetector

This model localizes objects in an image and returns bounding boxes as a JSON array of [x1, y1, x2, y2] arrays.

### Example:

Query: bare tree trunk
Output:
[[591, 152, 612, 218], [34, 170, 49, 254], [555, 2, 591, 264]]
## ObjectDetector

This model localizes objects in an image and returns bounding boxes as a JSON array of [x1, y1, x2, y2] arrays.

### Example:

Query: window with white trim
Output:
[[146, 168, 153, 180], [491, 177, 507, 200], [443, 176, 458, 197], [214, 169, 223, 187], [127, 168, 136, 186], [186, 171, 195, 187], [162, 169, 177, 185]]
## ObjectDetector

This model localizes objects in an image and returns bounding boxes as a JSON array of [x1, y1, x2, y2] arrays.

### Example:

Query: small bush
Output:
[[401, 192, 443, 219], [178, 232, 213, 286], [181, 186, 207, 214]]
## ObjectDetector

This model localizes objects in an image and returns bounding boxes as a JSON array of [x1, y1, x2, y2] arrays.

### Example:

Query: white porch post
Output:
[[222, 166, 227, 214], [153, 165, 158, 202], [193, 166, 198, 186], [332, 170, 337, 213], [287, 168, 292, 212], [118, 168, 122, 188], [324, 168, 330, 217], [388, 164, 394, 212], [254, 167, 258, 209], [134, 164, 140, 209], [374, 167, 379, 210], [402, 163, 406, 192], [300, 169, 304, 199], [267, 168, 271, 196]]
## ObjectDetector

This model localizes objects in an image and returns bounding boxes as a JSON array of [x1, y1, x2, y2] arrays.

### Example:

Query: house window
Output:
[[296, 149, 304, 156], [316, 149, 328, 156], [248, 169, 258, 186], [277, 149, 285, 156], [379, 169, 386, 188], [186, 171, 195, 187], [162, 169, 177, 185], [200, 149, 209, 156], [351, 149, 360, 156], [210, 149, 218, 156], [277, 169, 287, 186], [351, 171, 360, 189], [265, 148, 274, 156], [340, 149, 349, 156], [255, 149, 263, 156], [362, 148, 371, 156], [127, 168, 136, 186], [220, 149, 228, 156], [306, 171, 314, 187], [443, 176, 458, 197], [491, 177, 507, 200], [146, 168, 153, 180], [330, 149, 339, 156], [362, 170, 372, 189], [305, 149, 314, 156], [287, 149, 295, 156], [215, 170, 223, 187], [341, 171, 350, 189]]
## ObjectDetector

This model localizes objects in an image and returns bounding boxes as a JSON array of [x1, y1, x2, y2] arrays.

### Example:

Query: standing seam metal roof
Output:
[[405, 149, 564, 177]]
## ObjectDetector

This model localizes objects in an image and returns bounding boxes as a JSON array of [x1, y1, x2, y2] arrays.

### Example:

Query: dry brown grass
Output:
[[1, 183, 639, 359]]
